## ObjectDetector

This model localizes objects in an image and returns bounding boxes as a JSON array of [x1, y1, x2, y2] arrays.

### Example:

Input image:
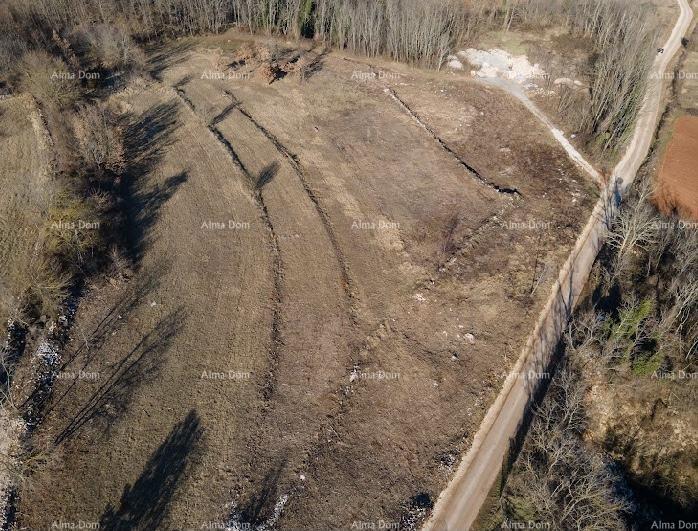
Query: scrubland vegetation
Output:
[[503, 359, 629, 529], [497, 181, 698, 528], [0, 1, 144, 323], [1, 7, 137, 516]]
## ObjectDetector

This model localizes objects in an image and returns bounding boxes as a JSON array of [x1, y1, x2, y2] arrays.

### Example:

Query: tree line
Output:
[[2, 0, 467, 68], [2, 0, 659, 153], [480, 0, 658, 153]]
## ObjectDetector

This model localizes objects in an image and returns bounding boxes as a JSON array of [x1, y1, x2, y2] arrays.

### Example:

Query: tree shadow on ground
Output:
[[99, 409, 204, 530], [173, 74, 193, 89], [302, 54, 325, 81], [52, 306, 187, 445], [297, 47, 328, 82], [29, 259, 171, 423], [147, 41, 194, 81], [0, 106, 7, 138], [118, 100, 186, 265], [491, 272, 575, 512], [232, 457, 287, 527], [121, 171, 188, 265], [212, 100, 239, 126]]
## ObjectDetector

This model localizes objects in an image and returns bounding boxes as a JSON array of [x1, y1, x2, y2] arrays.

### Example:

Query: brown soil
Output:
[[655, 115, 698, 220], [16, 37, 596, 530]]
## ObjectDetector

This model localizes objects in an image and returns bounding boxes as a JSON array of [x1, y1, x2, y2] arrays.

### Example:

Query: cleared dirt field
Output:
[[654, 15, 698, 221], [0, 95, 54, 325], [17, 38, 596, 530]]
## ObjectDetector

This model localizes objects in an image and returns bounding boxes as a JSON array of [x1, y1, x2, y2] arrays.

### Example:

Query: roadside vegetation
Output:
[[489, 180, 698, 529], [480, 0, 658, 154], [0, 7, 141, 522]]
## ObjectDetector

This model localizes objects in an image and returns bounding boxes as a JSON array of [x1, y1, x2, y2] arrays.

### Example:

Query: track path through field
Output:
[[481, 77, 603, 185]]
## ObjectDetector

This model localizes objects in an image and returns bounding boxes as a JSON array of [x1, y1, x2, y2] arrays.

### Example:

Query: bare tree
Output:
[[72, 102, 125, 177], [606, 184, 658, 278], [16, 51, 80, 109], [504, 361, 629, 529]]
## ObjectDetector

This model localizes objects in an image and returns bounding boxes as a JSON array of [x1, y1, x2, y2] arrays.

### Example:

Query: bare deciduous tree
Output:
[[72, 102, 125, 177], [606, 183, 658, 278], [504, 361, 629, 529]]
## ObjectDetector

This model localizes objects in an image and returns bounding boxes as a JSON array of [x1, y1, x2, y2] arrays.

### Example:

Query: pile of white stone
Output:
[[447, 48, 546, 89]]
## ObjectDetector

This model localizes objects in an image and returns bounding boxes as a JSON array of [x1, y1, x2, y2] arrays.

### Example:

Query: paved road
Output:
[[424, 1, 694, 529]]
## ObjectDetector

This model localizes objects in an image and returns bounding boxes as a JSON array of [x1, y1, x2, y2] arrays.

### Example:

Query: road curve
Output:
[[424, 1, 694, 529]]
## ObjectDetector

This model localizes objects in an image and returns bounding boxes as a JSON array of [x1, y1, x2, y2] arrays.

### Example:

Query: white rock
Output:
[[460, 48, 547, 87]]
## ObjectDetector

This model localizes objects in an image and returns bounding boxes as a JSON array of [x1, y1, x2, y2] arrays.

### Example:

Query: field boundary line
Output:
[[384, 87, 522, 197]]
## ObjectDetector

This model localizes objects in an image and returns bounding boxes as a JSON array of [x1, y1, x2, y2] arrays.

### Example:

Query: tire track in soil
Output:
[[189, 81, 365, 521], [210, 85, 474, 524], [175, 61, 511, 526], [220, 83, 368, 474], [291, 204, 515, 528], [213, 92, 384, 512], [210, 84, 511, 523], [222, 89, 359, 325], [170, 82, 285, 403], [172, 78, 358, 522]]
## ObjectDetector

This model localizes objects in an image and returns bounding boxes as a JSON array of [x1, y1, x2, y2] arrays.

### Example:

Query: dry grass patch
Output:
[[0, 96, 55, 323]]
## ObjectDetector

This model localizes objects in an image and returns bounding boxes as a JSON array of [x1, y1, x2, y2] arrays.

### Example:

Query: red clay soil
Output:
[[655, 115, 698, 220]]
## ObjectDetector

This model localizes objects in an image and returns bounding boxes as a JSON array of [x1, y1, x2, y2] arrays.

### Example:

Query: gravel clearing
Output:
[[449, 48, 547, 89]]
